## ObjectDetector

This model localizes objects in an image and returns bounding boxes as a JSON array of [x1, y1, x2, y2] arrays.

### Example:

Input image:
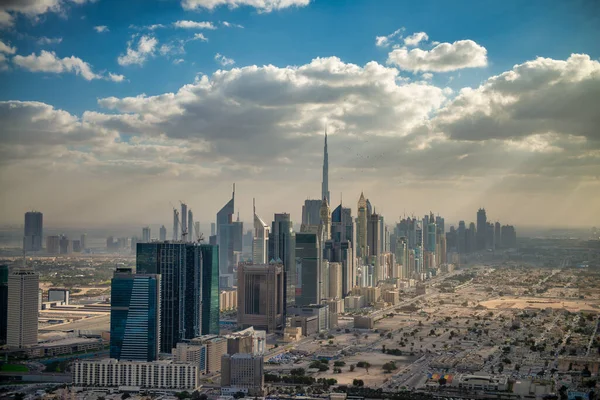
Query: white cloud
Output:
[[117, 35, 158, 66], [404, 31, 428, 47], [181, 0, 310, 13], [0, 39, 16, 54], [192, 33, 208, 42], [37, 36, 63, 45], [173, 58, 184, 65], [222, 21, 244, 28], [375, 28, 404, 48], [422, 72, 433, 80], [108, 72, 125, 82], [387, 39, 487, 72], [13, 50, 102, 80], [0, 0, 96, 28], [174, 20, 216, 30], [94, 25, 109, 33], [215, 53, 235, 66]]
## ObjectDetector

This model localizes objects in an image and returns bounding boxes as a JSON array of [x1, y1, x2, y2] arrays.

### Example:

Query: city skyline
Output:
[[0, 1, 599, 228]]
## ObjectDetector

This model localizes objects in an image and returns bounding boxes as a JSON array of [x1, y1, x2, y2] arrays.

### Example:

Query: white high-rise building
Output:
[[7, 268, 39, 348], [252, 199, 269, 264]]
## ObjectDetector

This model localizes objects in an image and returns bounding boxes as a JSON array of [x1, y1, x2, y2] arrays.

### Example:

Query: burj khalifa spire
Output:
[[322, 129, 330, 205]]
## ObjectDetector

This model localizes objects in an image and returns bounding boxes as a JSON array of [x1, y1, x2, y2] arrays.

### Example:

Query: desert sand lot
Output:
[[479, 297, 600, 312]]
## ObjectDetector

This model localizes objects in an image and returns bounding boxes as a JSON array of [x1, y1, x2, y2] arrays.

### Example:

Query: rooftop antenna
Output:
[[253, 198, 256, 216]]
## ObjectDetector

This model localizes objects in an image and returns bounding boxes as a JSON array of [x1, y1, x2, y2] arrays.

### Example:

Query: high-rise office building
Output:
[[194, 222, 200, 242], [320, 198, 331, 241], [221, 353, 264, 396], [23, 211, 43, 252], [457, 221, 466, 254], [356, 192, 368, 260], [322, 130, 330, 206], [217, 186, 235, 275], [173, 208, 180, 241], [476, 208, 487, 250], [233, 213, 243, 253], [142, 227, 151, 243], [295, 232, 321, 306], [59, 235, 71, 254], [159, 225, 167, 241], [494, 222, 501, 249], [7, 267, 39, 348], [367, 212, 381, 258], [136, 242, 220, 353], [301, 199, 322, 227], [187, 209, 194, 242], [0, 265, 8, 344], [181, 203, 188, 241], [237, 263, 284, 333], [46, 235, 60, 254], [252, 199, 269, 264], [328, 262, 342, 299], [110, 267, 160, 361], [268, 213, 296, 309], [501, 225, 517, 248], [211, 223, 216, 236], [329, 203, 355, 296], [80, 233, 87, 251]]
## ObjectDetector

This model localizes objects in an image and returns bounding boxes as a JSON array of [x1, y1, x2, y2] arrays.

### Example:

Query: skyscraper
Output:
[[142, 227, 151, 243], [356, 192, 368, 260], [476, 208, 487, 250], [136, 242, 220, 353], [295, 232, 321, 306], [217, 185, 235, 275], [301, 199, 322, 227], [80, 233, 87, 251], [329, 203, 355, 296], [194, 222, 200, 242], [319, 197, 331, 241], [188, 209, 194, 243], [159, 225, 167, 241], [173, 208, 180, 241], [23, 211, 43, 252], [322, 130, 330, 206], [0, 265, 8, 345], [233, 213, 243, 253], [457, 221, 466, 254], [367, 212, 381, 258], [237, 263, 284, 333], [110, 268, 160, 361], [268, 213, 296, 309], [7, 267, 39, 348], [252, 199, 269, 264], [494, 222, 501, 249], [181, 203, 188, 241]]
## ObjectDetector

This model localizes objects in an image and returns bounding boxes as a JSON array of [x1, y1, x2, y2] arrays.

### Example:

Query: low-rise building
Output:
[[283, 327, 302, 342], [72, 359, 199, 391], [354, 316, 375, 329], [221, 353, 264, 396], [382, 290, 400, 305], [289, 315, 319, 336], [22, 337, 105, 358], [225, 327, 266, 355], [451, 374, 508, 392], [220, 289, 237, 311]]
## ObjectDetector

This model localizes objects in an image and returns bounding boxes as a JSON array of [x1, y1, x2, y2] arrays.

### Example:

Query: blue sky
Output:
[[2, 0, 598, 113], [0, 0, 599, 228]]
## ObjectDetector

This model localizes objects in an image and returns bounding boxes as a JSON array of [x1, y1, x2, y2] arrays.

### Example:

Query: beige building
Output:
[[237, 263, 284, 332], [221, 353, 264, 396], [174, 335, 228, 374], [225, 327, 266, 355], [382, 290, 400, 305], [328, 262, 342, 300], [283, 327, 302, 342], [220, 288, 238, 311], [72, 359, 199, 391], [353, 286, 381, 305], [173, 342, 207, 373], [7, 268, 39, 348], [344, 295, 365, 310]]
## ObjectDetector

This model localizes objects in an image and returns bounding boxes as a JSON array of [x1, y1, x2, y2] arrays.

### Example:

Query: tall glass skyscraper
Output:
[[136, 242, 219, 353], [110, 268, 160, 361], [269, 213, 296, 311], [23, 211, 43, 252]]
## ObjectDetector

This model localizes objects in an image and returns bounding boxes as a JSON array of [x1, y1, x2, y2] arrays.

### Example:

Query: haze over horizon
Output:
[[1, 0, 599, 228]]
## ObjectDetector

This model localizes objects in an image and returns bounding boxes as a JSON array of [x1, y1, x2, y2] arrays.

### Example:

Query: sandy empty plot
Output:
[[480, 297, 599, 312]]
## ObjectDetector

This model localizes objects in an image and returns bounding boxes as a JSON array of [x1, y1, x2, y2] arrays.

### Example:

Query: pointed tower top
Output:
[[232, 183, 235, 199], [253, 198, 256, 215], [237, 210, 240, 222]]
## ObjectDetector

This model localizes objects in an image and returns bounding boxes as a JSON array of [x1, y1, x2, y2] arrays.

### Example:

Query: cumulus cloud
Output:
[[0, 0, 96, 28], [404, 31, 428, 47], [94, 25, 108, 33], [36, 36, 62, 45], [174, 20, 216, 30], [1, 53, 599, 227], [387, 39, 487, 72], [215, 53, 235, 66], [375, 28, 404, 48], [0, 39, 16, 54], [118, 35, 158, 66], [13, 50, 102, 80], [192, 33, 208, 42], [108, 72, 125, 82], [433, 53, 600, 143], [181, 0, 310, 13]]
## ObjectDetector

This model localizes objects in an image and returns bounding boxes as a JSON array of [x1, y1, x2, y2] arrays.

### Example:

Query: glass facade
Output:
[[110, 268, 160, 361], [0, 265, 8, 344], [200, 245, 220, 335]]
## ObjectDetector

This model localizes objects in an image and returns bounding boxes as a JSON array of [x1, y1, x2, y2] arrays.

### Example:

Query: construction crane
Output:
[[194, 223, 205, 243]]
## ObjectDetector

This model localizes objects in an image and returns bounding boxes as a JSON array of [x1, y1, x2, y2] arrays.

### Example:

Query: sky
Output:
[[0, 0, 599, 230]]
